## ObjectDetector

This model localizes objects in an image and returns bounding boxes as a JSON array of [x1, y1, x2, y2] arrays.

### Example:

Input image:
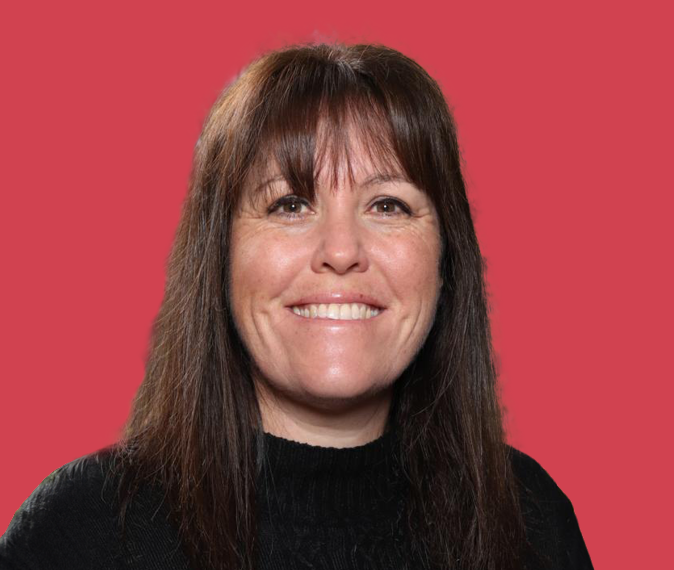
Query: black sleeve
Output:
[[510, 447, 594, 570], [556, 495, 593, 570], [0, 453, 122, 570]]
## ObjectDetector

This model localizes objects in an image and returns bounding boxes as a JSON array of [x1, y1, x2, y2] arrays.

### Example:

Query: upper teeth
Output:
[[291, 303, 381, 320]]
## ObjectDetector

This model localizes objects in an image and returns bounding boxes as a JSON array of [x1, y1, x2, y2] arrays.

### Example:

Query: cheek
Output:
[[383, 233, 442, 295], [229, 228, 299, 309]]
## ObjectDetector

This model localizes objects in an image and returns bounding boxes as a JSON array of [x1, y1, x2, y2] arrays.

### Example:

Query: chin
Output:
[[294, 374, 389, 409]]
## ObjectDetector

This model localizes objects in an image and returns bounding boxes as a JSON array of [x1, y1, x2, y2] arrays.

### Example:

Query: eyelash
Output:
[[268, 196, 412, 219]]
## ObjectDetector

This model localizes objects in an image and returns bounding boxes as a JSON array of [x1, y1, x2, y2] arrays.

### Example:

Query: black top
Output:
[[0, 429, 593, 569]]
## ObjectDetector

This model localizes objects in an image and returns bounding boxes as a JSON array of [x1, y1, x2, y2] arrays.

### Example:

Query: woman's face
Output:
[[229, 134, 443, 434]]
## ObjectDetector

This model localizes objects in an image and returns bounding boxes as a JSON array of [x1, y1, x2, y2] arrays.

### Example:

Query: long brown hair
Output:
[[115, 42, 527, 569]]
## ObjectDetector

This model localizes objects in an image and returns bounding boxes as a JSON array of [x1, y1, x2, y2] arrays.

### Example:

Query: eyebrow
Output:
[[253, 172, 411, 194], [359, 172, 411, 188], [253, 175, 285, 194]]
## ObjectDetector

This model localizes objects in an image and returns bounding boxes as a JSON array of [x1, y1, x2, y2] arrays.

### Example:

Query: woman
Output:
[[0, 43, 593, 569]]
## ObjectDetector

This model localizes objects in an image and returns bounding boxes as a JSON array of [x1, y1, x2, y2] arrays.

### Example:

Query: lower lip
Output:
[[285, 307, 386, 323]]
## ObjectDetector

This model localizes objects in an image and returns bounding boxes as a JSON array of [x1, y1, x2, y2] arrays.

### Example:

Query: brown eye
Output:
[[373, 198, 411, 216], [268, 196, 310, 219]]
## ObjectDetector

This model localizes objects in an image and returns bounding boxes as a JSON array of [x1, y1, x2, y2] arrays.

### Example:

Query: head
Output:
[[121, 42, 525, 570], [200, 43, 474, 438]]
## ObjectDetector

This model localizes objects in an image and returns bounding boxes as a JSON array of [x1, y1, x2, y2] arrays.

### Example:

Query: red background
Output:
[[1, 1, 672, 567]]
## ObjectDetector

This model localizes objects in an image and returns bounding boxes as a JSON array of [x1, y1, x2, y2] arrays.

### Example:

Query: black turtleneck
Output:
[[0, 430, 593, 569], [256, 428, 416, 569]]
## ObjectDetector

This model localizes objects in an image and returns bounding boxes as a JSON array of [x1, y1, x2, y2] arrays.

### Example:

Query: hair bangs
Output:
[[243, 66, 420, 209]]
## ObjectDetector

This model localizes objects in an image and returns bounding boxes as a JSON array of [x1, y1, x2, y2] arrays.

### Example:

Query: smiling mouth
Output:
[[288, 302, 383, 320]]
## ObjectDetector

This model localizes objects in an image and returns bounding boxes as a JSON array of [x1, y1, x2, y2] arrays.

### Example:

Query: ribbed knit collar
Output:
[[255, 427, 407, 527]]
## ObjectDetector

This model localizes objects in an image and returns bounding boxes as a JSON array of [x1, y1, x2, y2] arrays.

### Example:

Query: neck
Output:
[[255, 381, 393, 448]]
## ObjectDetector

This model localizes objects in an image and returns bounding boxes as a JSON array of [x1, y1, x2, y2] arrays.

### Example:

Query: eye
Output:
[[372, 197, 411, 217], [267, 196, 311, 219]]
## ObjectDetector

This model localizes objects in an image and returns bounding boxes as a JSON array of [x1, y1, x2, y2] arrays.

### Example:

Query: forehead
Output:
[[245, 125, 409, 197]]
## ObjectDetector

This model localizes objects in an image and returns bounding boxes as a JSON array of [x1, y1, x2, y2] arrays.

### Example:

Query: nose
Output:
[[310, 205, 369, 275]]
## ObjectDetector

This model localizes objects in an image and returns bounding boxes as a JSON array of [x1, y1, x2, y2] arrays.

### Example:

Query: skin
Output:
[[229, 133, 443, 448]]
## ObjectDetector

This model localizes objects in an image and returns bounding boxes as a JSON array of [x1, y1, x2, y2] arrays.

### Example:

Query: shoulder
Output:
[[508, 445, 571, 507], [6, 445, 121, 526], [507, 445, 594, 570], [1, 446, 190, 569], [0, 447, 123, 569]]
